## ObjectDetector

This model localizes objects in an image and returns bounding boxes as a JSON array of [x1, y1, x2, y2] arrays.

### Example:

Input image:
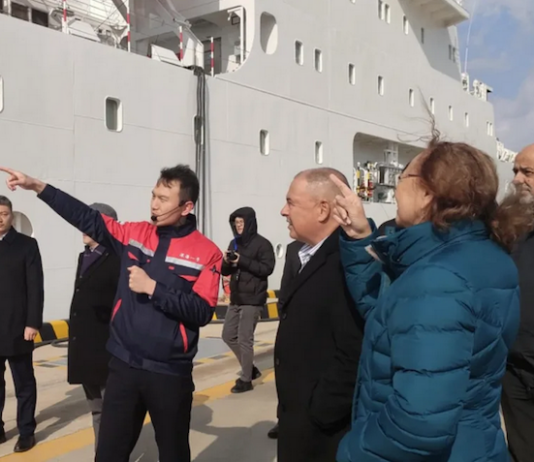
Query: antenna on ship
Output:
[[463, 0, 479, 75]]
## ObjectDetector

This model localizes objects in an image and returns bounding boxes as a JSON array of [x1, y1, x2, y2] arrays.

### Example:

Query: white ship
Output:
[[0, 0, 517, 321]]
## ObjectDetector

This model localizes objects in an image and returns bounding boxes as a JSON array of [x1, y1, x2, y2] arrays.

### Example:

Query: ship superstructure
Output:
[[0, 0, 516, 319]]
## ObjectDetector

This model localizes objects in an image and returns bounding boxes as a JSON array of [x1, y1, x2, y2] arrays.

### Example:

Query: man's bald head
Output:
[[513, 143, 534, 198], [281, 168, 349, 245], [295, 168, 350, 203]]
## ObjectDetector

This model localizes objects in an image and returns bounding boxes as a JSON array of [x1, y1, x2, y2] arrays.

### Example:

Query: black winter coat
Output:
[[221, 207, 275, 306], [67, 247, 121, 385], [274, 230, 365, 462], [510, 232, 534, 373], [0, 228, 44, 357]]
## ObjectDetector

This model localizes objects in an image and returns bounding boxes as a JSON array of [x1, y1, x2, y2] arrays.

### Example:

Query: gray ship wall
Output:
[[0, 1, 509, 320]]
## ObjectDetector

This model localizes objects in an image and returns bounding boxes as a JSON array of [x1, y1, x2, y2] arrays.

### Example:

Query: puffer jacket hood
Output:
[[229, 207, 257, 246]]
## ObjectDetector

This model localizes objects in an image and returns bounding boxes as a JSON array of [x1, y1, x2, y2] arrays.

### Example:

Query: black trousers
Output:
[[95, 356, 194, 462], [501, 367, 534, 462], [0, 353, 37, 437]]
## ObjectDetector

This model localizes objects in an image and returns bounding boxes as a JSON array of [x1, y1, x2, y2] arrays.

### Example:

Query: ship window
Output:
[[0, 76, 3, 113], [409, 89, 415, 107], [260, 13, 278, 55], [487, 122, 494, 136], [31, 8, 49, 27], [105, 97, 123, 132], [430, 97, 435, 114], [0, 1, 3, 12], [448, 105, 454, 121], [384, 4, 391, 23], [295, 41, 304, 65], [349, 64, 356, 85], [314, 49, 323, 72], [464, 112, 469, 127], [421, 28, 425, 43], [11, 2, 29, 21], [315, 141, 324, 165], [12, 212, 34, 237], [378, 0, 383, 19], [260, 130, 270, 155], [275, 244, 285, 259], [378, 76, 384, 96], [403, 16, 409, 34]]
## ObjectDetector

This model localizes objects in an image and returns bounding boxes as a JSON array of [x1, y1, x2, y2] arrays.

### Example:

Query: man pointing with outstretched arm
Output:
[[1, 165, 222, 462]]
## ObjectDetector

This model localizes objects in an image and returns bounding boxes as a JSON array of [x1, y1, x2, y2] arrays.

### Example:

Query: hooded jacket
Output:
[[221, 207, 275, 306]]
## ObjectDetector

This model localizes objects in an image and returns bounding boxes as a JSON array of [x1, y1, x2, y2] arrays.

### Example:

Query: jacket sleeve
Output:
[[221, 241, 236, 276], [237, 239, 276, 278], [151, 249, 223, 327], [337, 265, 476, 462], [37, 184, 131, 255], [25, 238, 44, 329], [308, 269, 364, 433], [339, 221, 383, 320]]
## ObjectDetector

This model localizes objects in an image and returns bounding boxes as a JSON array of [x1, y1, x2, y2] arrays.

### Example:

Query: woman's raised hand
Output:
[[330, 174, 372, 239]]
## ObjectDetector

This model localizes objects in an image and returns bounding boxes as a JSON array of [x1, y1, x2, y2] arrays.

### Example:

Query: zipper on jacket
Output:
[[179, 323, 188, 353]]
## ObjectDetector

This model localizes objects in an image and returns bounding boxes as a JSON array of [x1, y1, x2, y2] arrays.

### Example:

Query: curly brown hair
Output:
[[418, 138, 534, 251]]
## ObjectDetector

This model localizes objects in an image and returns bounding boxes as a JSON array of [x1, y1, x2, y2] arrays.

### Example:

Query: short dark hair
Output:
[[158, 164, 200, 205], [0, 195, 13, 211]]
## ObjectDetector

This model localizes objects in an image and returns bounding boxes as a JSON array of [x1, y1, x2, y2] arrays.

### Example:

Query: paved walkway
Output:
[[0, 322, 279, 461]]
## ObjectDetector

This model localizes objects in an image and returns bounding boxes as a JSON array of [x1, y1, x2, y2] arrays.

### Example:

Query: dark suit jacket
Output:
[[274, 229, 365, 462], [277, 240, 303, 311], [0, 228, 44, 356], [68, 247, 120, 385]]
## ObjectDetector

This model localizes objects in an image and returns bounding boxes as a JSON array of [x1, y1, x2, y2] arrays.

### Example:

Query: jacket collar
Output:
[[1, 227, 18, 244], [156, 214, 197, 239], [282, 228, 341, 305], [371, 220, 488, 276]]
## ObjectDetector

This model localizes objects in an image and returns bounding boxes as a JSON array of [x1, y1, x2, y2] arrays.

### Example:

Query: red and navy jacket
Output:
[[38, 185, 222, 377]]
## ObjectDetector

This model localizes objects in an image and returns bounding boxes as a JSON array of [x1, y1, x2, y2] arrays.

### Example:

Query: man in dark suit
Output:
[[0, 195, 44, 453], [275, 168, 365, 462], [67, 203, 121, 450], [267, 239, 303, 439]]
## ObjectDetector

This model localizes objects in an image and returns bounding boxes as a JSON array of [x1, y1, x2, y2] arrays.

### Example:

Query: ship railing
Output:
[[496, 140, 517, 163], [2, 0, 249, 76]]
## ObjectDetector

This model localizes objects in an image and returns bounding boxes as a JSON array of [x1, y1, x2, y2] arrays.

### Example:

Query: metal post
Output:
[[240, 6, 244, 64], [62, 0, 67, 33], [210, 36, 214, 76], [179, 26, 183, 61], [126, 0, 131, 52]]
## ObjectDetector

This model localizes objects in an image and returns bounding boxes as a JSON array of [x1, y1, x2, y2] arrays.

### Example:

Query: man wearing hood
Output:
[[222, 207, 276, 393]]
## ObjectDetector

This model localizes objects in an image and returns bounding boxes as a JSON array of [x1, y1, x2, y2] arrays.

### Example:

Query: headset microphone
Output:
[[151, 201, 187, 223]]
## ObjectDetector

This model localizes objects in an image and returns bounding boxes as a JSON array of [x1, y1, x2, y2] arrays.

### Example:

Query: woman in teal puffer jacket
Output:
[[331, 139, 534, 462]]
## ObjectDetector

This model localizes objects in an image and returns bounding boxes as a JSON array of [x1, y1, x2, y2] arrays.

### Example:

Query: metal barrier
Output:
[[35, 291, 280, 346]]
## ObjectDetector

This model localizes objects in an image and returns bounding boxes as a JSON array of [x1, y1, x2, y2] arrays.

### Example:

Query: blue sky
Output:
[[458, 0, 534, 152]]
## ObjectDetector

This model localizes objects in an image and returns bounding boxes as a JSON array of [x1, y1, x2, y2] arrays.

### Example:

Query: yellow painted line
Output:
[[266, 290, 279, 319], [49, 320, 69, 340], [0, 370, 274, 461]]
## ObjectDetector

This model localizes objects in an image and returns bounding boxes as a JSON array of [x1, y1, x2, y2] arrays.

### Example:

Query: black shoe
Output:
[[14, 435, 36, 453], [231, 378, 253, 393], [0, 431, 6, 444], [252, 366, 262, 380], [268, 423, 279, 439]]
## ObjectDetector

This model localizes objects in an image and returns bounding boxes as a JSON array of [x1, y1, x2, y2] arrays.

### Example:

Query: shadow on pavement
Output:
[[34, 385, 90, 442], [130, 405, 276, 462]]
